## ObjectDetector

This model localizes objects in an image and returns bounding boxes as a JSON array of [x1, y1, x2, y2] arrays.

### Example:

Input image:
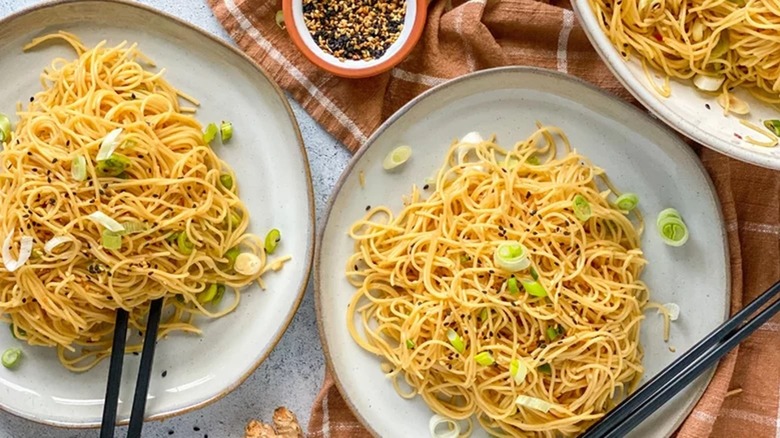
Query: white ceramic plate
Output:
[[572, 0, 780, 170], [317, 68, 730, 437], [0, 0, 314, 428]]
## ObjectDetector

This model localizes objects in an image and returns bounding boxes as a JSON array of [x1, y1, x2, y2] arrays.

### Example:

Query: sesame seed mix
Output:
[[302, 0, 407, 62]]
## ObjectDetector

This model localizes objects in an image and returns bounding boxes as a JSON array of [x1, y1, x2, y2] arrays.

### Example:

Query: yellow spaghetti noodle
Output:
[[0, 32, 287, 371], [589, 0, 780, 106], [346, 126, 649, 437]]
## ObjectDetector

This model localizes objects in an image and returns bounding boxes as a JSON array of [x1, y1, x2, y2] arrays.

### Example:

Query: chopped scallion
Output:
[[382, 145, 412, 170], [225, 246, 240, 270], [72, 156, 87, 181], [102, 230, 122, 250], [506, 277, 520, 295], [203, 123, 218, 144], [446, 329, 465, 353], [219, 174, 234, 190], [479, 308, 488, 321], [493, 241, 530, 273], [96, 153, 131, 177], [0, 113, 11, 143], [615, 193, 639, 212], [515, 395, 553, 413], [521, 279, 547, 298], [166, 232, 180, 243], [212, 284, 226, 306], [546, 325, 563, 342], [2, 348, 21, 369], [177, 232, 194, 255], [530, 267, 539, 281], [198, 284, 219, 304], [656, 208, 689, 247], [264, 228, 281, 254], [220, 121, 233, 142], [527, 155, 540, 165], [509, 359, 528, 384], [474, 351, 494, 366], [572, 194, 592, 221], [764, 119, 780, 137], [537, 363, 552, 374], [405, 339, 415, 349], [226, 211, 241, 229]]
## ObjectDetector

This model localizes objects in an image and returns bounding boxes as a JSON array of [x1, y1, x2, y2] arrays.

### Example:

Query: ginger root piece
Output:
[[245, 407, 303, 438]]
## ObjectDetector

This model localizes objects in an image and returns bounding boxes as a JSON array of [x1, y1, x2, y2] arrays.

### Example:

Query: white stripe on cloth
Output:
[[721, 409, 777, 426], [691, 410, 717, 424], [777, 381, 780, 438], [321, 390, 331, 438], [222, 0, 369, 145], [742, 222, 780, 236], [455, 0, 488, 72], [391, 69, 449, 87], [557, 9, 575, 73]]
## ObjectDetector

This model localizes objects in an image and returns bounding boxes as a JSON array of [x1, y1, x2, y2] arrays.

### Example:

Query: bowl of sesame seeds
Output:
[[283, 0, 426, 78]]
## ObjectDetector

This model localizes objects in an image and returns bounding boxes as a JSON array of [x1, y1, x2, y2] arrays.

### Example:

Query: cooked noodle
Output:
[[0, 32, 287, 371], [589, 0, 780, 105], [346, 126, 649, 437]]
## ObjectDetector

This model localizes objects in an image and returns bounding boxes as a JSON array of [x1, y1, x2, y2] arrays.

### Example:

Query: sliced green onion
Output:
[[656, 208, 689, 247], [546, 325, 562, 342], [506, 157, 520, 170], [177, 232, 194, 255], [0, 113, 11, 143], [225, 246, 240, 270], [87, 211, 125, 233], [203, 123, 218, 144], [530, 267, 539, 281], [615, 193, 639, 212], [509, 359, 528, 384], [493, 241, 530, 272], [220, 121, 233, 142], [234, 252, 262, 275], [212, 284, 226, 306], [96, 153, 131, 177], [71, 156, 87, 181], [9, 324, 25, 340], [506, 277, 520, 295], [275, 10, 286, 29], [405, 339, 415, 349], [515, 395, 554, 413], [226, 211, 241, 229], [429, 415, 460, 438], [446, 329, 465, 353], [537, 363, 552, 374], [479, 308, 488, 321], [521, 279, 547, 298], [460, 254, 471, 264], [2, 348, 21, 369], [166, 232, 180, 243], [96, 128, 123, 161], [382, 145, 412, 170], [121, 221, 146, 234], [474, 351, 494, 366], [219, 174, 234, 190], [711, 32, 730, 59], [572, 194, 592, 221], [527, 155, 540, 165], [265, 228, 281, 254], [764, 120, 780, 137], [102, 230, 122, 250], [198, 283, 219, 304]]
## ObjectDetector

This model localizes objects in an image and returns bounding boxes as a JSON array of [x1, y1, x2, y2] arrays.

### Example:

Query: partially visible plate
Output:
[[316, 67, 730, 437], [572, 0, 780, 170], [0, 0, 314, 428]]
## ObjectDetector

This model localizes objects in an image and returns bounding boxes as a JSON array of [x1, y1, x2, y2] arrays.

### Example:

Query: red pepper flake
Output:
[[654, 33, 663, 42], [734, 133, 743, 140]]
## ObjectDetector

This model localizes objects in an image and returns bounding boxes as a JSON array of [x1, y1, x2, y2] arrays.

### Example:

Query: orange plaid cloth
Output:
[[208, 0, 780, 436]]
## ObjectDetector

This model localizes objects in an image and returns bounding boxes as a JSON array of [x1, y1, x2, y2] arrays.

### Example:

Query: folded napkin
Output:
[[209, 0, 780, 436]]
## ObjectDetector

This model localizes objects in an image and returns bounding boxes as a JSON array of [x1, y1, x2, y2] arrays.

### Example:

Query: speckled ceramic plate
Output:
[[0, 0, 314, 428], [316, 67, 730, 437], [572, 0, 780, 170]]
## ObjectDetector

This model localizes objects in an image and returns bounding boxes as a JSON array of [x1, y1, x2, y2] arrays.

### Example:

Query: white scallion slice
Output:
[[383, 145, 412, 170], [0, 114, 11, 143], [428, 414, 460, 438], [661, 303, 680, 321], [493, 241, 530, 273], [2, 229, 33, 273], [693, 74, 725, 92], [459, 131, 484, 145], [656, 208, 689, 247], [572, 194, 592, 221], [121, 221, 147, 234], [446, 329, 465, 353], [515, 395, 554, 413], [96, 128, 123, 161], [234, 252, 262, 276], [615, 193, 639, 212], [86, 211, 125, 233], [71, 156, 87, 182], [510, 359, 528, 384], [44, 236, 74, 254]]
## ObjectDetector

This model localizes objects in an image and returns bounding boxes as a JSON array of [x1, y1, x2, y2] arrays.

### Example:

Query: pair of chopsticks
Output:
[[583, 279, 780, 437], [100, 298, 164, 438]]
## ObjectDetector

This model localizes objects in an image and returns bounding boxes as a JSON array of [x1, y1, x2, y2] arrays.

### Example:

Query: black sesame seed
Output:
[[162, 370, 167, 378]]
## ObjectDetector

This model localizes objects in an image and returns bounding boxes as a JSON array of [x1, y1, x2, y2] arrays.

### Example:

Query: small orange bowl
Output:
[[282, 0, 427, 79]]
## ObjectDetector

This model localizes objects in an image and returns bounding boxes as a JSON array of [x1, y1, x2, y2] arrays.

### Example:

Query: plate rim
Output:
[[0, 0, 315, 429], [314, 66, 730, 438], [571, 0, 780, 171]]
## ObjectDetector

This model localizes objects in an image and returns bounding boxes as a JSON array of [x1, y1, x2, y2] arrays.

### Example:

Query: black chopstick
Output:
[[126, 297, 164, 438], [100, 309, 129, 438], [583, 279, 780, 437]]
